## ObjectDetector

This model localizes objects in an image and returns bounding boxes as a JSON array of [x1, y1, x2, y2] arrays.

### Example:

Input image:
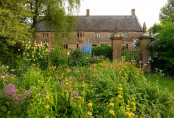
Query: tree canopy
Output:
[[160, 0, 174, 22], [0, 0, 32, 64], [27, 0, 81, 33]]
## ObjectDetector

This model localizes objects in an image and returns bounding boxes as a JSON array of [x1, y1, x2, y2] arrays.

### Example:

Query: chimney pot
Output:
[[131, 9, 135, 16], [86, 9, 90, 17]]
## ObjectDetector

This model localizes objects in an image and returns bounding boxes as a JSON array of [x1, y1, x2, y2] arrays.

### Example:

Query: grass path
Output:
[[145, 74, 174, 93]]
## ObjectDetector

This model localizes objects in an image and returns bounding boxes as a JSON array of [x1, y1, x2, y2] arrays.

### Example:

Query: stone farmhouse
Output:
[[35, 9, 146, 50]]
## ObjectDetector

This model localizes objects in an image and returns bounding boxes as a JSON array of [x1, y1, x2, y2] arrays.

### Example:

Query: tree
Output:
[[149, 21, 174, 75], [148, 23, 162, 34], [160, 0, 174, 22], [0, 0, 32, 64], [26, 0, 80, 33]]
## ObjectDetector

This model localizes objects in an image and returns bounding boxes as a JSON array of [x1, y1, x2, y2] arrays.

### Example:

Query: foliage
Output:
[[49, 45, 69, 67], [0, 65, 31, 117], [69, 49, 105, 66], [160, 0, 174, 22], [27, 0, 81, 33], [149, 20, 174, 75], [13, 41, 49, 76], [1, 61, 174, 117], [148, 23, 162, 34], [0, 1, 32, 65], [92, 45, 112, 60], [145, 74, 174, 93]]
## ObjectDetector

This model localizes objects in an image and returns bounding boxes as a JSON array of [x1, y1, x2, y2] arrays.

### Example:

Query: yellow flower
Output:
[[131, 102, 136, 106], [65, 90, 68, 93], [126, 108, 130, 111], [109, 110, 115, 116], [81, 84, 86, 87], [132, 97, 135, 101], [118, 84, 122, 87], [118, 95, 123, 99], [46, 96, 50, 100], [109, 103, 114, 107], [118, 87, 123, 91], [130, 112, 135, 117], [45, 115, 49, 118], [126, 105, 129, 107], [44, 105, 50, 109], [88, 111, 92, 116], [65, 82, 69, 85], [86, 57, 88, 59], [78, 96, 81, 99], [125, 112, 131, 117], [88, 103, 93, 107], [79, 105, 81, 108]]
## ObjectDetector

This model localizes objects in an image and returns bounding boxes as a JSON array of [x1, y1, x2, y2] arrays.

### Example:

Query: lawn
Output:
[[146, 74, 174, 93]]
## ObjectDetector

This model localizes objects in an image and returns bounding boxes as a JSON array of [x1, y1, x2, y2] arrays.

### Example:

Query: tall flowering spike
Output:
[[89, 46, 92, 54], [48, 45, 50, 52], [84, 42, 87, 54], [87, 40, 90, 52]]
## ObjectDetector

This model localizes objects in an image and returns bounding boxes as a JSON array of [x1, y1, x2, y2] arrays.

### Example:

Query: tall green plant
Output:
[[150, 20, 174, 75]]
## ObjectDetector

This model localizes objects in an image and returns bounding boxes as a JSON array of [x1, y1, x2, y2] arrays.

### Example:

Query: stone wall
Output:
[[34, 31, 143, 49]]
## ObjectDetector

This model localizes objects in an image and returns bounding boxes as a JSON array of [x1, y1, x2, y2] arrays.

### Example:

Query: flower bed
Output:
[[0, 61, 174, 117]]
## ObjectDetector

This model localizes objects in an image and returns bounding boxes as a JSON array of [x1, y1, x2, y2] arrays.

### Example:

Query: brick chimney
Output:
[[86, 9, 90, 17], [131, 9, 135, 16]]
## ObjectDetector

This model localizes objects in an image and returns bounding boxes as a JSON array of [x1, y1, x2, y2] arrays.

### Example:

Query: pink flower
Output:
[[70, 91, 79, 98], [4, 84, 16, 98], [48, 45, 50, 52], [10, 74, 14, 76]]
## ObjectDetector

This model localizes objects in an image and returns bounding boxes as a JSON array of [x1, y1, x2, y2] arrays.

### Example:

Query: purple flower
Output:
[[2, 65, 4, 68], [70, 91, 79, 98], [4, 84, 16, 98], [10, 74, 14, 76]]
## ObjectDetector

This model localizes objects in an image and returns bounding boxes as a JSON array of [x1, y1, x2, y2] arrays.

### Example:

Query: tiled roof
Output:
[[37, 15, 143, 32]]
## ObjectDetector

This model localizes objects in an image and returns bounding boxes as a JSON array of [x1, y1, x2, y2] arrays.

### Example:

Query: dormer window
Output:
[[43, 33, 49, 38], [77, 32, 84, 38]]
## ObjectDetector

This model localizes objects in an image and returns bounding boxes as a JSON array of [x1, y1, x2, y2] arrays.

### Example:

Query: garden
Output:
[[0, 41, 174, 118], [1, 0, 174, 117]]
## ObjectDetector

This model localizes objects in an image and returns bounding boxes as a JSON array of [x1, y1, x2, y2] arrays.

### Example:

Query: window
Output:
[[62, 44, 68, 49], [122, 32, 128, 37], [108, 33, 113, 38], [126, 44, 128, 49], [77, 44, 79, 48], [77, 32, 84, 38], [95, 32, 101, 38], [43, 33, 49, 38], [63, 33, 67, 38], [92, 44, 97, 47]]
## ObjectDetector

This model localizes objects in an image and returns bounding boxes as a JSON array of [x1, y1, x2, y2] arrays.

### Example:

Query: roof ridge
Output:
[[79, 15, 133, 17]]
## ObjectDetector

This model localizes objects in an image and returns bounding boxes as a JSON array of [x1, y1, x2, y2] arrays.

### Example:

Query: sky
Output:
[[78, 0, 168, 29]]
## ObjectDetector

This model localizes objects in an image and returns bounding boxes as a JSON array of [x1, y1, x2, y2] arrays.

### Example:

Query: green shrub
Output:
[[149, 20, 174, 75], [92, 45, 112, 60]]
